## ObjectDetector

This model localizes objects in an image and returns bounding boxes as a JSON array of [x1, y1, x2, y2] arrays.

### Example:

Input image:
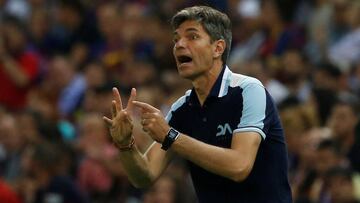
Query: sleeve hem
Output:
[[233, 127, 266, 140]]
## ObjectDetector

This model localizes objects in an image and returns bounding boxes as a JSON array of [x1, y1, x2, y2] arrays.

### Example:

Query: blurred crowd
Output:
[[0, 0, 359, 203]]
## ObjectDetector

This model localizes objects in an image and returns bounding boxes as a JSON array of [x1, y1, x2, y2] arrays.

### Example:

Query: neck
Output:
[[192, 62, 223, 105]]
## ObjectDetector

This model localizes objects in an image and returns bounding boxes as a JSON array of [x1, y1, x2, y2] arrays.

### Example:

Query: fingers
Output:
[[141, 118, 155, 126], [111, 100, 117, 118], [142, 126, 149, 133], [141, 119, 152, 133], [110, 87, 136, 117], [122, 111, 132, 122], [112, 87, 123, 111], [126, 88, 137, 111], [104, 110, 132, 128], [133, 101, 159, 113], [103, 116, 113, 127], [140, 112, 154, 120]]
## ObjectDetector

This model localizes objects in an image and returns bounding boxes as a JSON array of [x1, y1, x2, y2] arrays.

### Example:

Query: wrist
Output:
[[161, 128, 180, 151], [114, 136, 135, 152]]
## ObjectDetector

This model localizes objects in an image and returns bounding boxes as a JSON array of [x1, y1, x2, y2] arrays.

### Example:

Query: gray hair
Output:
[[171, 6, 232, 64]]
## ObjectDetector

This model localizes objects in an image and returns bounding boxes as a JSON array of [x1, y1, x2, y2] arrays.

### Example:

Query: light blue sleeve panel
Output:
[[234, 80, 267, 140], [165, 90, 190, 123], [165, 111, 172, 123]]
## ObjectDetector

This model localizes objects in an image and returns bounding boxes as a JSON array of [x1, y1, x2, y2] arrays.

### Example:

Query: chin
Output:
[[178, 71, 192, 79], [177, 63, 202, 79], [178, 70, 200, 80]]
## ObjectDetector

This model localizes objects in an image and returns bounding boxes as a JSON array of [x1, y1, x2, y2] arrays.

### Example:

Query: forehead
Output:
[[174, 20, 206, 35]]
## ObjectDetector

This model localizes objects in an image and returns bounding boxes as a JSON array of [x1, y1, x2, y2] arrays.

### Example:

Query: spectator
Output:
[[329, 1, 360, 71], [326, 167, 359, 203], [0, 15, 40, 110], [0, 1, 360, 202], [0, 178, 21, 203], [327, 100, 360, 172], [49, 0, 99, 54], [44, 55, 86, 119], [0, 113, 27, 182], [259, 0, 305, 57], [83, 60, 107, 90], [23, 141, 89, 203], [76, 113, 128, 202]]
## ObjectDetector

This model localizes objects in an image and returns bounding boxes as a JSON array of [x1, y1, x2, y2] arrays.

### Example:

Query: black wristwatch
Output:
[[161, 128, 180, 151]]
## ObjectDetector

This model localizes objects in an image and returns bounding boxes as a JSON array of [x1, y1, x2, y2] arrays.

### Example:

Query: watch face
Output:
[[168, 129, 179, 139]]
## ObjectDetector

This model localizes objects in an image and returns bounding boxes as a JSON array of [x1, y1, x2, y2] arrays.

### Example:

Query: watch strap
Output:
[[161, 128, 180, 151]]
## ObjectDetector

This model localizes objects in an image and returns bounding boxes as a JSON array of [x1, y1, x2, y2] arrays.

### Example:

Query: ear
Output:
[[213, 39, 226, 59]]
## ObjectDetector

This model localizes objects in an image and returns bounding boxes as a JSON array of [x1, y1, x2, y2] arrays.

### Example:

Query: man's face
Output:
[[173, 20, 219, 80], [315, 149, 338, 176], [328, 104, 357, 138]]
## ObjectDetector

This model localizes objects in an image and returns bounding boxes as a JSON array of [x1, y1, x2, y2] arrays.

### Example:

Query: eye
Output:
[[190, 34, 199, 40], [173, 37, 179, 44]]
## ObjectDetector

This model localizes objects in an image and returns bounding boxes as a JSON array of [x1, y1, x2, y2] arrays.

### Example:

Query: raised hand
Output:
[[103, 88, 136, 146], [133, 101, 170, 143]]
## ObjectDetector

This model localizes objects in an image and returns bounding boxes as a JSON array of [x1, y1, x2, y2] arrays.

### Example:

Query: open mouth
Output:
[[177, 55, 193, 65]]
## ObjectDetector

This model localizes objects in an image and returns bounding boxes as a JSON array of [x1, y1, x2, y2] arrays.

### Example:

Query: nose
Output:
[[174, 38, 186, 50]]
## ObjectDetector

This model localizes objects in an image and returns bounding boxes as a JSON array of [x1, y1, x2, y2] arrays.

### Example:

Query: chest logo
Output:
[[216, 123, 232, 136]]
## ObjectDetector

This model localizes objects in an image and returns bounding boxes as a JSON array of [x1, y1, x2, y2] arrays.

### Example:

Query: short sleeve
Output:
[[234, 82, 267, 140]]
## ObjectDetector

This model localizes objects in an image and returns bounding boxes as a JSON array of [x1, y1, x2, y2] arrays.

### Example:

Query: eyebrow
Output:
[[173, 27, 200, 35]]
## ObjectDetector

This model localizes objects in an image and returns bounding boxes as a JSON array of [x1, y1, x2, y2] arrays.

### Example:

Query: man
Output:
[[0, 15, 40, 110], [103, 6, 292, 203]]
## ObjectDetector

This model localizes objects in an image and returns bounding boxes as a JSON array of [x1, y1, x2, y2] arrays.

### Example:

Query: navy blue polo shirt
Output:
[[165, 66, 292, 203]]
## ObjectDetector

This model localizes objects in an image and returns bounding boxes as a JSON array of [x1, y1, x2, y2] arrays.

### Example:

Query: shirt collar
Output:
[[208, 65, 227, 98], [187, 65, 231, 106]]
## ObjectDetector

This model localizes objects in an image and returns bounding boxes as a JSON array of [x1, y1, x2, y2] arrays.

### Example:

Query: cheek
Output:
[[172, 47, 176, 58], [195, 47, 214, 64]]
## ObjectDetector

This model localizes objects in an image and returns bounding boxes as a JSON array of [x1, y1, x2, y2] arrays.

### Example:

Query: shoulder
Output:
[[165, 90, 191, 122], [232, 73, 263, 89], [168, 89, 192, 111], [226, 71, 264, 95], [218, 66, 265, 97]]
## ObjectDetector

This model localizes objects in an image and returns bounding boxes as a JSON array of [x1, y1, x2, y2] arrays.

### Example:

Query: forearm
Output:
[[171, 134, 254, 182], [118, 140, 172, 188], [1, 55, 29, 87], [99, 157, 127, 178], [117, 144, 155, 188], [103, 88, 168, 188]]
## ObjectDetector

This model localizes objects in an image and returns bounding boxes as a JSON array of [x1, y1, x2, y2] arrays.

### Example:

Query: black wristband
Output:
[[161, 128, 180, 151]]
